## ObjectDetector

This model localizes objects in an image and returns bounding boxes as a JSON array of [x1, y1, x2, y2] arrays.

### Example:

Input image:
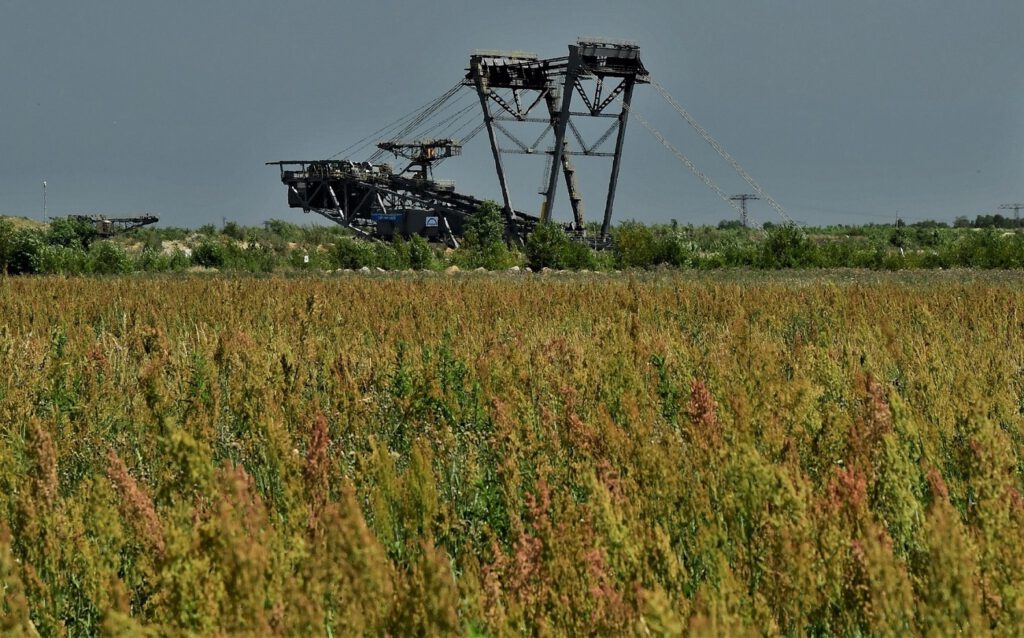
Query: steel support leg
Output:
[[541, 45, 580, 223], [471, 64, 515, 220], [544, 89, 585, 229], [601, 79, 635, 239]]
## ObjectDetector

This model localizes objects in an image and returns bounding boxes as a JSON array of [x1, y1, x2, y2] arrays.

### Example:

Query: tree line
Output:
[[2, 203, 1023, 275]]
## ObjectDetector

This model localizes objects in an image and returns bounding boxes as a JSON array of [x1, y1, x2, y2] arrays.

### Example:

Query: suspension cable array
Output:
[[367, 82, 466, 163], [327, 81, 464, 161], [649, 79, 794, 226], [616, 98, 743, 217]]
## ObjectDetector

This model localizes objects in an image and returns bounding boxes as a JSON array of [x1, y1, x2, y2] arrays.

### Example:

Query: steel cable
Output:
[[328, 80, 463, 160], [650, 79, 794, 225], [616, 99, 743, 217], [369, 84, 465, 159]]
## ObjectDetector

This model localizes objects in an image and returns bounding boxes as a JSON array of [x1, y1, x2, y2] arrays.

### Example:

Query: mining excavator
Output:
[[269, 38, 792, 246], [67, 214, 159, 237]]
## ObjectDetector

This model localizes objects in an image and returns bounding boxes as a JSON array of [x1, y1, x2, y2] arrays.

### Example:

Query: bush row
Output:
[[3, 211, 1023, 276]]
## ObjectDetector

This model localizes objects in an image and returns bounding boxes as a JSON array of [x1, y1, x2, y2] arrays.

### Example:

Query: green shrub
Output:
[[525, 223, 567, 270], [36, 245, 88, 274], [560, 236, 598, 270], [245, 243, 279, 273], [332, 237, 378, 269], [373, 241, 411, 271], [7, 229, 44, 275], [757, 225, 817, 268], [137, 248, 191, 272], [613, 222, 659, 268], [403, 235, 437, 271], [263, 219, 303, 243], [0, 218, 14, 273], [458, 202, 515, 269], [657, 234, 696, 267], [136, 248, 172, 272], [46, 217, 98, 249], [463, 201, 505, 249], [222, 221, 246, 241], [222, 242, 279, 273], [88, 240, 132, 274], [524, 223, 597, 270], [695, 251, 727, 269], [720, 239, 757, 267], [192, 240, 226, 268]]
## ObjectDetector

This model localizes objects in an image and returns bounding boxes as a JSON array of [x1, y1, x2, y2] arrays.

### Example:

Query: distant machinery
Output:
[[729, 194, 759, 228], [542, 39, 649, 238], [269, 38, 791, 245], [266, 153, 528, 245], [271, 39, 648, 245], [68, 214, 159, 237], [999, 203, 1023, 224], [377, 139, 462, 182], [465, 40, 648, 243]]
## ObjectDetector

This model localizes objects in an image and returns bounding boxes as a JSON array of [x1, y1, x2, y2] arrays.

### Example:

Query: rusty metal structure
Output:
[[68, 214, 159, 237], [465, 40, 649, 243], [269, 39, 648, 245], [269, 38, 792, 243], [265, 155, 538, 244], [466, 40, 648, 237]]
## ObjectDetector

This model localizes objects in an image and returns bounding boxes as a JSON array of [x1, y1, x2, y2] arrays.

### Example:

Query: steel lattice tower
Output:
[[729, 194, 759, 227]]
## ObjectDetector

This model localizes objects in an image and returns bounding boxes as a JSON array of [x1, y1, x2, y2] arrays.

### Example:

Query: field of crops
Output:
[[1, 271, 1023, 636]]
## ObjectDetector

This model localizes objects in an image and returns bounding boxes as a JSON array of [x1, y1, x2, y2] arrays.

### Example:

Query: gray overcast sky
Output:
[[2, 1, 1022, 228]]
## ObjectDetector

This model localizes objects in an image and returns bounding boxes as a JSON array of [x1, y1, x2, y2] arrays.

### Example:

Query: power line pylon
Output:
[[729, 194, 758, 227], [999, 203, 1023, 224]]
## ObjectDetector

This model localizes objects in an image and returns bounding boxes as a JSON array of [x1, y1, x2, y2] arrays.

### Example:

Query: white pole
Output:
[[42, 181, 47, 222]]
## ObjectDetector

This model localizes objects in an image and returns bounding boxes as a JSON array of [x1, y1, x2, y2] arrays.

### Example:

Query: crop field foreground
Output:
[[2, 271, 1024, 636]]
